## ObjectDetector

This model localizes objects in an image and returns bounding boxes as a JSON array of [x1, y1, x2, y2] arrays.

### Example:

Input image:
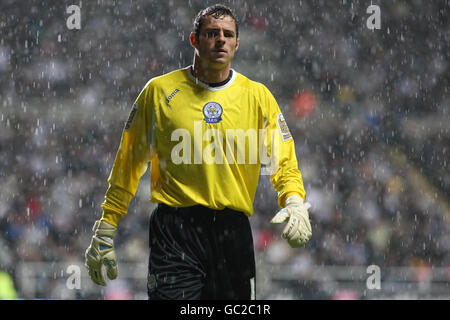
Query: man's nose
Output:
[[216, 31, 226, 44]]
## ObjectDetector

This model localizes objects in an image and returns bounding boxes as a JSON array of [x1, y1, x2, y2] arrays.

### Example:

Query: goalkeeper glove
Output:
[[270, 195, 312, 248], [85, 220, 118, 286]]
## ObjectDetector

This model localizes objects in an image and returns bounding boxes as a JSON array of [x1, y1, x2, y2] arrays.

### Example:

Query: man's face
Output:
[[191, 14, 239, 69]]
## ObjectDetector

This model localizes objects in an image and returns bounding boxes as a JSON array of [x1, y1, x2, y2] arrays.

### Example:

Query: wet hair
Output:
[[193, 4, 239, 40]]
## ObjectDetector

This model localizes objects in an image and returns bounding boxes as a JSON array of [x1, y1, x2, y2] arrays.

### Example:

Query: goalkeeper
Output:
[[85, 4, 312, 300]]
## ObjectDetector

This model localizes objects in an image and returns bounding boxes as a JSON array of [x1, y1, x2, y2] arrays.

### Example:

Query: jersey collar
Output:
[[186, 65, 237, 91]]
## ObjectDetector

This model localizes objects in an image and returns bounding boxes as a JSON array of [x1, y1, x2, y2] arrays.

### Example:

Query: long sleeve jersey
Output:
[[101, 66, 306, 226]]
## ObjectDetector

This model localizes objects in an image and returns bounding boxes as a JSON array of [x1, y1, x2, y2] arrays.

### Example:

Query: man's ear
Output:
[[190, 32, 197, 48], [235, 37, 239, 51]]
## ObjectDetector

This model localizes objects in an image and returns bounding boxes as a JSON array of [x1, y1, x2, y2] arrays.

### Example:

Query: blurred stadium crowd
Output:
[[0, 0, 448, 299]]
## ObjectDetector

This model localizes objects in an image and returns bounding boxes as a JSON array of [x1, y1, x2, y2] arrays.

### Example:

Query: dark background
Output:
[[0, 0, 448, 299]]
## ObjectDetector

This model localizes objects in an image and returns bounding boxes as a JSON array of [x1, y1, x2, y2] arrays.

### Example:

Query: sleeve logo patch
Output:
[[125, 103, 138, 130], [277, 113, 293, 141]]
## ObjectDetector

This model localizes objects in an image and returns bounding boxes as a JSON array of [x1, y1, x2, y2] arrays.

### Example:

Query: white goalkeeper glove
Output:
[[85, 220, 118, 286], [270, 195, 312, 248]]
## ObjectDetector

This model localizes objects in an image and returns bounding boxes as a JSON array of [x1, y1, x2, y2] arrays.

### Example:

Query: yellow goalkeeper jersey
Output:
[[101, 66, 306, 226]]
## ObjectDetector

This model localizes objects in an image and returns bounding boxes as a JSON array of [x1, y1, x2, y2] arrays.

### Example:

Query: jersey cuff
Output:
[[101, 209, 122, 227]]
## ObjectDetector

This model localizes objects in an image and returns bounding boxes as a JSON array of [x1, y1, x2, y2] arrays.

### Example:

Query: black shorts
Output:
[[147, 203, 256, 300]]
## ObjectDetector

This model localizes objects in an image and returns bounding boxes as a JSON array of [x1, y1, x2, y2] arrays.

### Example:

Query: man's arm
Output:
[[85, 82, 155, 286], [100, 81, 155, 226], [259, 84, 312, 248], [259, 84, 306, 207]]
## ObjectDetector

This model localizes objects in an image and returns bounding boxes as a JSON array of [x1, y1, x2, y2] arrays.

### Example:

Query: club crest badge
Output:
[[203, 102, 223, 123]]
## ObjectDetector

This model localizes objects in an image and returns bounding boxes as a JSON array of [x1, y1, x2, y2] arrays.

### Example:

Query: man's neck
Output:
[[192, 58, 231, 84]]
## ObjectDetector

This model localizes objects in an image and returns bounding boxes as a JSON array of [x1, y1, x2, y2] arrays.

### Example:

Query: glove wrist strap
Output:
[[285, 194, 304, 206], [93, 220, 116, 239]]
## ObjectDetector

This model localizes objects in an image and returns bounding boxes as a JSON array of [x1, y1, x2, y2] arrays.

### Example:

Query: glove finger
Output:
[[304, 202, 312, 210], [294, 218, 312, 241], [85, 244, 97, 261], [85, 251, 105, 285], [282, 214, 299, 240], [288, 236, 306, 248], [300, 215, 312, 234], [299, 229, 311, 243], [104, 257, 118, 280], [89, 265, 106, 286], [101, 248, 117, 280], [284, 213, 312, 248], [305, 220, 312, 235], [289, 227, 309, 248], [85, 248, 100, 275], [107, 266, 118, 280], [270, 209, 289, 224]]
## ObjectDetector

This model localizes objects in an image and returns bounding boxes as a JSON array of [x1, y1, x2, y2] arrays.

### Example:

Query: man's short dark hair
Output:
[[193, 4, 239, 40]]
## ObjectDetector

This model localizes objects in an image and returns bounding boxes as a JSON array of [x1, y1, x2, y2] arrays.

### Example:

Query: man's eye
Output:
[[206, 31, 217, 38]]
